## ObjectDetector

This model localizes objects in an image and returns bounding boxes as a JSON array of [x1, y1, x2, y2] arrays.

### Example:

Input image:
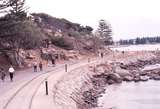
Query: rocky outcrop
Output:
[[79, 56, 160, 109], [51, 52, 160, 109], [5, 50, 25, 67], [115, 67, 132, 77]]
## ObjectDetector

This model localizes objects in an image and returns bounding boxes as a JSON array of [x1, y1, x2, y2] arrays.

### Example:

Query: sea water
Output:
[[98, 80, 160, 109]]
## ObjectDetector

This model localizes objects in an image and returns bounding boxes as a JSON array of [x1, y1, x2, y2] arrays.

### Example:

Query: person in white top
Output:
[[9, 65, 15, 82]]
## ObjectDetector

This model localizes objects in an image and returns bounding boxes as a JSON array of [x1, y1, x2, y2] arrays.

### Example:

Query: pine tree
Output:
[[97, 19, 113, 45], [9, 0, 27, 20]]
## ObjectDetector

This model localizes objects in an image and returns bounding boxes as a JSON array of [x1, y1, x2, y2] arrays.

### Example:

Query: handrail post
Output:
[[45, 78, 48, 95]]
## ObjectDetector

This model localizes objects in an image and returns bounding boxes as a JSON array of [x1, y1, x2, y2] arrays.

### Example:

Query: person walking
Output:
[[8, 65, 15, 82], [1, 68, 6, 82], [100, 52, 104, 58], [33, 62, 37, 72], [39, 61, 43, 71], [51, 58, 55, 67]]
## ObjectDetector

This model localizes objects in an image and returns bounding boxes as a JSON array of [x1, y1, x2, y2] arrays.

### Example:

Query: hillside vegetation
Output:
[[0, 0, 112, 68], [0, 13, 103, 68]]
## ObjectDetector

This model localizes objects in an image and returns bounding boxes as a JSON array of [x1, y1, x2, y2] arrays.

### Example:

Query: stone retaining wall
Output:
[[53, 66, 93, 109]]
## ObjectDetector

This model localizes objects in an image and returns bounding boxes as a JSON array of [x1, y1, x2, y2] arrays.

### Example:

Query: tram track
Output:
[[2, 64, 64, 109], [2, 57, 101, 109]]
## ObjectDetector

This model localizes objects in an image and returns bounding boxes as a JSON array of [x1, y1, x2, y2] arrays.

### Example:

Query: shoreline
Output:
[[76, 51, 160, 109], [52, 51, 160, 109]]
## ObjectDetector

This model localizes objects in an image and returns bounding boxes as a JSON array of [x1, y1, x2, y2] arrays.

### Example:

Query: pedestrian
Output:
[[122, 51, 125, 54], [39, 61, 43, 71], [8, 65, 15, 82], [51, 58, 55, 66], [100, 52, 104, 58], [1, 68, 6, 82], [33, 62, 37, 72]]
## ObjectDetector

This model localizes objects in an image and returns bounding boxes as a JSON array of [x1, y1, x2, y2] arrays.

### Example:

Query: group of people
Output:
[[0, 65, 15, 82], [1, 59, 56, 82], [33, 61, 43, 72], [33, 59, 56, 72]]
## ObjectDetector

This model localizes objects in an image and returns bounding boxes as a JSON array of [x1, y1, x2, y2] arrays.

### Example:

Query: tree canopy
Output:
[[0, 0, 45, 50], [0, 19, 45, 50], [97, 19, 113, 45]]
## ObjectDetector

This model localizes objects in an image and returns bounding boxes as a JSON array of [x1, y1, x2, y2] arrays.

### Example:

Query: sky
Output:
[[26, 0, 160, 41]]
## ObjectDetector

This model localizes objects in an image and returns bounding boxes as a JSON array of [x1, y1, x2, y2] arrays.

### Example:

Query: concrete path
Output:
[[0, 57, 101, 109], [31, 58, 102, 109], [0, 51, 149, 109]]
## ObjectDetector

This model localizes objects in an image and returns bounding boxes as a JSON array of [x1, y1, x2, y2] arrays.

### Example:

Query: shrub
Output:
[[51, 37, 74, 50], [0, 19, 46, 50]]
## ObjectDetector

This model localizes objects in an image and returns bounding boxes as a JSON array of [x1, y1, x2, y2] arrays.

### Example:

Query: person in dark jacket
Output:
[[100, 52, 104, 58], [51, 58, 55, 66], [1, 68, 6, 82], [33, 62, 37, 72], [39, 61, 43, 71]]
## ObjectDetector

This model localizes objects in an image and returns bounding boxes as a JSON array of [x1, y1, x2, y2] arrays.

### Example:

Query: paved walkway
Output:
[[31, 58, 103, 109], [0, 60, 68, 95], [0, 51, 149, 109], [0, 56, 101, 109]]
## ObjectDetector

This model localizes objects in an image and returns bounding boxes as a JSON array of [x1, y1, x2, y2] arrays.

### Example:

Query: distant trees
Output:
[[119, 36, 160, 45], [119, 39, 134, 45], [97, 19, 113, 45]]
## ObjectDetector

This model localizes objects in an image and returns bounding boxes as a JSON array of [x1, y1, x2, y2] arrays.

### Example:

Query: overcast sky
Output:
[[26, 0, 160, 41]]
